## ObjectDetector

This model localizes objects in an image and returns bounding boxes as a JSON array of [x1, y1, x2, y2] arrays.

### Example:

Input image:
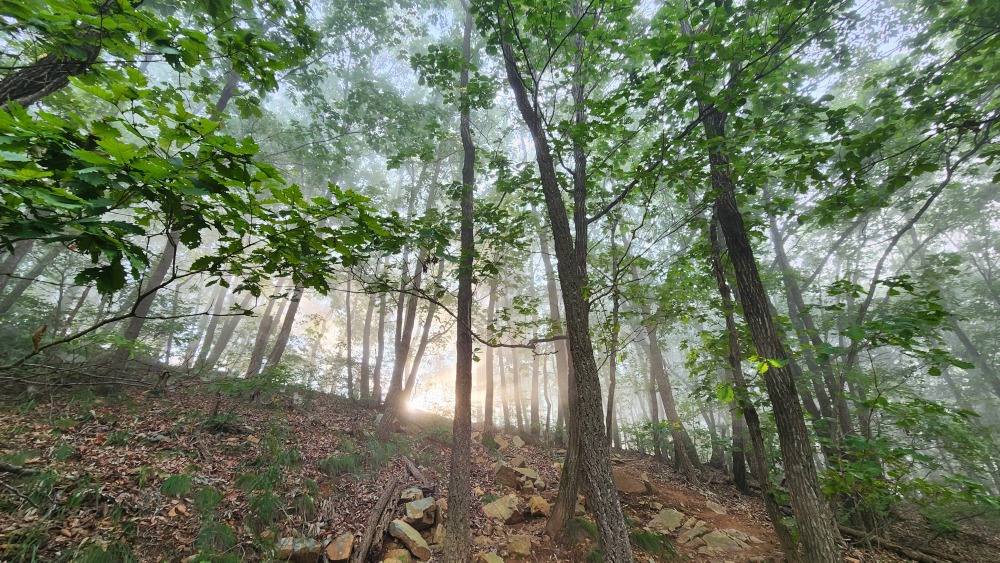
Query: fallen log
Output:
[[0, 462, 38, 476], [403, 457, 429, 487], [351, 477, 404, 563], [839, 525, 954, 563]]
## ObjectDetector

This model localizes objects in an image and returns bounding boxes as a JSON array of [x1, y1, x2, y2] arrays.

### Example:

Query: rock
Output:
[[648, 508, 685, 532], [325, 533, 353, 562], [483, 494, 524, 524], [514, 467, 539, 482], [388, 519, 431, 561], [384, 549, 412, 563], [721, 529, 749, 543], [494, 436, 510, 450], [612, 467, 648, 494], [748, 535, 764, 544], [474, 553, 504, 563], [275, 537, 323, 562], [697, 546, 723, 557], [511, 435, 525, 449], [431, 524, 446, 545], [676, 526, 709, 545], [400, 487, 424, 502], [527, 495, 551, 518], [652, 501, 663, 510], [702, 530, 746, 551], [507, 535, 532, 558], [473, 486, 485, 496], [682, 517, 697, 529], [436, 497, 447, 516], [534, 479, 546, 491], [509, 456, 527, 468], [689, 537, 707, 548], [706, 500, 727, 514], [404, 497, 438, 530], [496, 465, 522, 489]]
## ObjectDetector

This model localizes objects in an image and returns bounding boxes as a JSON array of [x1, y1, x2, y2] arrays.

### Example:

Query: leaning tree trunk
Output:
[[501, 35, 633, 562], [402, 260, 445, 403], [442, 8, 475, 557], [263, 283, 304, 373], [0, 245, 61, 316], [195, 280, 230, 367], [107, 233, 177, 371], [203, 292, 254, 370], [705, 106, 839, 562], [245, 285, 281, 377], [0, 240, 34, 295]]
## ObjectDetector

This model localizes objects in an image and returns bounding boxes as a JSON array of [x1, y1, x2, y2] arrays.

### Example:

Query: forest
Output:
[[0, 0, 998, 561]]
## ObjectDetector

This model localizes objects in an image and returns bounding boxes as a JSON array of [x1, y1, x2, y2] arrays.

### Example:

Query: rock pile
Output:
[[643, 500, 767, 558]]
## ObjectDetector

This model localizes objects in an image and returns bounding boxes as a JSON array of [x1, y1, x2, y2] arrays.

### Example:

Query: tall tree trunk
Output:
[[443, 6, 475, 559], [0, 245, 61, 315], [501, 36, 633, 561], [263, 283, 304, 373], [530, 347, 541, 436], [195, 281, 230, 367], [710, 217, 798, 555], [107, 233, 177, 370], [483, 280, 498, 437], [60, 286, 91, 337], [498, 346, 512, 432], [245, 287, 281, 377], [373, 291, 388, 404], [346, 278, 355, 399], [378, 264, 423, 437], [605, 219, 622, 448], [204, 292, 254, 370], [705, 106, 839, 562], [636, 340, 665, 460], [403, 260, 445, 402], [361, 291, 376, 400], [538, 225, 569, 443]]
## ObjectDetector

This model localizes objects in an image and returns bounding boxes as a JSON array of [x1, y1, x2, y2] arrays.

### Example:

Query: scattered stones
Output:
[[275, 537, 322, 563], [400, 487, 424, 502], [494, 436, 510, 450], [496, 464, 543, 492], [527, 495, 551, 518], [384, 548, 412, 563], [682, 517, 698, 529], [511, 435, 525, 449], [507, 535, 532, 558], [706, 499, 727, 514], [509, 456, 527, 468], [325, 533, 353, 562], [483, 494, 524, 524], [474, 553, 504, 563], [676, 525, 710, 545], [648, 508, 685, 532], [702, 530, 746, 552], [612, 467, 648, 494], [388, 519, 431, 561], [404, 497, 438, 530]]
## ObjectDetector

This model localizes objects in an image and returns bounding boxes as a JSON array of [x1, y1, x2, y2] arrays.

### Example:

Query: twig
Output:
[[0, 479, 39, 508], [0, 462, 38, 476]]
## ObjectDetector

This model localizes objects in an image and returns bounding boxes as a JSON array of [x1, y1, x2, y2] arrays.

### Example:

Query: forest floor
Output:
[[0, 384, 997, 562]]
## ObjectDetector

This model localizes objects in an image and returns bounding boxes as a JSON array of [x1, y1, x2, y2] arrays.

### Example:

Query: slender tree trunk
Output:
[[0, 246, 61, 315], [643, 319, 700, 480], [373, 292, 387, 404], [443, 7, 475, 559], [705, 106, 839, 562], [107, 233, 177, 370], [0, 240, 34, 295], [483, 280, 498, 437], [204, 292, 254, 370], [543, 350, 552, 438], [60, 286, 91, 337], [263, 283, 304, 373], [346, 278, 355, 399], [501, 35, 632, 561], [361, 291, 376, 400], [403, 260, 445, 402], [498, 346, 511, 432], [605, 219, 622, 448], [196, 281, 230, 367], [530, 348, 541, 435], [538, 226, 569, 443], [245, 287, 281, 377], [378, 264, 423, 437]]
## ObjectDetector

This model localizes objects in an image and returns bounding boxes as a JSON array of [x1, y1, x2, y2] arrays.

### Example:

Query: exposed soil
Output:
[[1, 386, 997, 562]]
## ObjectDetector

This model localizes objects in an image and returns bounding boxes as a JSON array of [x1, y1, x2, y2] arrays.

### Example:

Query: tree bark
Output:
[[0, 245, 61, 316], [538, 225, 569, 442], [0, 240, 34, 295], [483, 280, 499, 436], [195, 281, 230, 367], [373, 291, 388, 404], [705, 106, 839, 562], [443, 7, 475, 559], [263, 282, 304, 372], [500, 35, 633, 561], [403, 260, 445, 402], [203, 292, 254, 370], [360, 291, 376, 400], [245, 286, 281, 377]]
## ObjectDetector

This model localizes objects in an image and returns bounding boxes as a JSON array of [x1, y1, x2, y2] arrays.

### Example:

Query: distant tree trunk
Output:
[[538, 225, 569, 442], [204, 292, 254, 370], [950, 319, 1000, 400], [245, 288, 281, 377], [443, 6, 475, 559], [543, 351, 552, 438], [264, 283, 304, 372], [378, 264, 423, 438], [403, 260, 445, 402], [196, 281, 230, 367], [498, 346, 512, 432], [635, 340, 665, 460], [605, 219, 622, 448], [60, 286, 91, 337], [483, 280, 498, 436], [710, 217, 797, 553], [705, 105, 839, 562], [0, 245, 61, 315], [373, 291, 388, 404], [107, 233, 177, 370], [530, 348, 541, 435], [0, 240, 34, 295], [346, 278, 355, 399], [360, 292, 376, 400]]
